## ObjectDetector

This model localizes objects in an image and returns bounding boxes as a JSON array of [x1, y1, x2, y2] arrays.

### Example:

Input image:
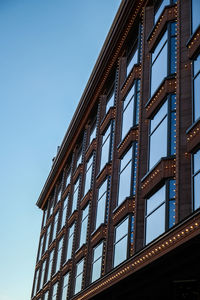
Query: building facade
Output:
[[31, 0, 200, 299]]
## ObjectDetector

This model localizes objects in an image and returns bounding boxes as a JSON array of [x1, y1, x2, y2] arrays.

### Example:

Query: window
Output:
[[151, 22, 176, 96], [55, 237, 63, 273], [95, 179, 109, 230], [121, 80, 140, 141], [51, 210, 59, 242], [61, 273, 70, 300], [32, 268, 39, 296], [106, 90, 115, 114], [89, 121, 96, 145], [79, 204, 89, 248], [114, 217, 129, 267], [91, 242, 103, 282], [48, 198, 54, 218], [65, 223, 75, 261], [56, 185, 62, 205], [43, 290, 49, 300], [42, 209, 47, 228], [52, 282, 58, 300], [100, 122, 114, 171], [46, 249, 54, 282], [37, 235, 44, 261], [191, 0, 200, 34], [44, 224, 51, 252], [117, 143, 138, 207], [154, 0, 176, 25], [74, 259, 84, 295], [65, 166, 71, 188], [61, 194, 69, 229], [71, 177, 80, 214], [145, 180, 176, 244], [83, 153, 94, 196], [76, 146, 82, 168], [39, 259, 46, 289], [149, 94, 176, 170], [192, 149, 200, 210], [193, 54, 200, 122]]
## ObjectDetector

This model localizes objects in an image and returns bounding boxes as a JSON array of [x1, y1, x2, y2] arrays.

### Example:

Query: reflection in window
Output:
[[61, 194, 69, 229], [76, 146, 82, 168], [95, 178, 109, 230], [106, 90, 115, 114], [151, 22, 176, 96], [91, 242, 103, 282], [149, 94, 176, 170], [89, 121, 96, 145], [65, 223, 75, 262], [100, 122, 114, 171], [52, 282, 58, 300], [47, 249, 54, 282], [79, 204, 89, 248], [117, 142, 138, 207], [39, 259, 46, 289], [193, 54, 200, 122], [74, 259, 84, 295], [121, 80, 140, 141], [114, 217, 129, 267], [145, 180, 176, 244], [48, 198, 54, 218], [192, 0, 200, 34], [42, 209, 47, 228], [71, 178, 80, 214], [51, 210, 59, 242], [61, 273, 70, 300], [83, 153, 94, 196], [55, 185, 62, 205], [55, 237, 63, 273], [192, 149, 200, 210]]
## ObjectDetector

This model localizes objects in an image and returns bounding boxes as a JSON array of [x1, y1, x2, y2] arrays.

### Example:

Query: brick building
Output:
[[31, 0, 200, 299]]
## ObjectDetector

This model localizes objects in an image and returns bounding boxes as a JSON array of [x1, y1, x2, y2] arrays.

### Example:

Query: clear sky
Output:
[[0, 1, 121, 299]]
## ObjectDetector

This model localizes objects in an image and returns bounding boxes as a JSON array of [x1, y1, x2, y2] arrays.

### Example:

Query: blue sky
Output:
[[0, 1, 121, 299]]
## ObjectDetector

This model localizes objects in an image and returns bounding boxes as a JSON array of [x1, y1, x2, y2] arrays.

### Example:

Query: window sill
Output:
[[117, 126, 138, 158], [85, 139, 96, 161], [72, 163, 83, 183], [113, 197, 135, 226], [120, 64, 141, 96], [186, 25, 200, 59], [80, 190, 92, 209], [67, 210, 78, 227], [100, 107, 116, 135], [75, 244, 87, 262], [91, 224, 107, 247], [96, 163, 112, 187], [186, 118, 200, 153]]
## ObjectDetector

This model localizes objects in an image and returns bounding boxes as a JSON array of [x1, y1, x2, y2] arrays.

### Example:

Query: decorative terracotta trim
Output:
[[62, 259, 73, 274], [80, 191, 92, 210], [118, 127, 139, 158], [91, 224, 107, 248], [141, 157, 176, 198], [186, 119, 200, 153], [51, 272, 60, 285], [72, 164, 83, 183], [67, 211, 78, 227], [121, 64, 141, 94], [148, 4, 177, 52], [72, 213, 200, 300], [113, 197, 135, 226], [57, 229, 65, 241], [100, 107, 116, 134], [187, 26, 200, 59], [85, 139, 97, 161], [62, 183, 71, 200], [75, 244, 87, 262], [96, 163, 112, 187], [145, 77, 176, 119]]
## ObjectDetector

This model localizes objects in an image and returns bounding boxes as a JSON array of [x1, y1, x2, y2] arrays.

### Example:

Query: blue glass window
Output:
[[192, 149, 200, 210], [117, 142, 138, 207], [55, 237, 63, 273], [95, 179, 109, 229], [91, 242, 103, 282], [71, 177, 80, 214], [74, 259, 84, 294], [61, 194, 69, 229], [65, 223, 75, 262], [192, 0, 200, 34], [151, 22, 177, 97], [100, 121, 114, 171], [65, 166, 71, 188], [193, 54, 200, 122], [52, 282, 58, 300], [83, 153, 94, 196], [61, 273, 70, 300], [79, 204, 89, 248], [121, 80, 140, 141], [43, 291, 49, 300], [114, 217, 129, 267], [145, 180, 176, 244], [89, 121, 96, 145], [47, 249, 54, 282], [149, 95, 176, 170], [51, 210, 59, 242], [106, 90, 115, 114], [37, 235, 44, 262]]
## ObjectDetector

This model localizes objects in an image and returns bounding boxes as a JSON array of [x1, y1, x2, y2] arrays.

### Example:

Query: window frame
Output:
[[79, 204, 90, 248], [71, 177, 80, 214], [65, 223, 75, 262], [95, 177, 110, 230], [83, 153, 94, 197], [74, 259, 84, 295], [192, 53, 200, 123], [192, 149, 200, 211], [61, 272, 70, 300], [91, 241, 104, 283], [100, 121, 114, 171]]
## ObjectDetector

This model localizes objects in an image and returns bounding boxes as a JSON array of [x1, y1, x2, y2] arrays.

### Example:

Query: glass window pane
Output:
[[75, 274, 83, 294], [93, 243, 103, 261], [92, 258, 102, 282], [149, 117, 167, 169], [152, 31, 167, 62], [147, 185, 165, 215], [77, 260, 84, 274], [194, 172, 200, 210], [98, 180, 107, 199], [100, 136, 110, 170], [118, 162, 132, 205], [114, 236, 128, 267], [151, 101, 168, 133], [115, 218, 129, 241], [194, 149, 200, 174], [120, 147, 132, 171], [151, 42, 167, 96], [154, 0, 169, 24], [124, 83, 135, 107], [127, 48, 138, 75], [146, 203, 165, 244], [96, 195, 106, 229], [194, 74, 200, 121], [194, 54, 200, 77], [106, 92, 114, 113], [121, 98, 134, 141], [192, 0, 200, 33]]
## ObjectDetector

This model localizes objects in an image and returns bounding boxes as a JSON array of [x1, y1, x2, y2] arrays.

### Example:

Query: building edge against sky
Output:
[[31, 0, 200, 299]]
